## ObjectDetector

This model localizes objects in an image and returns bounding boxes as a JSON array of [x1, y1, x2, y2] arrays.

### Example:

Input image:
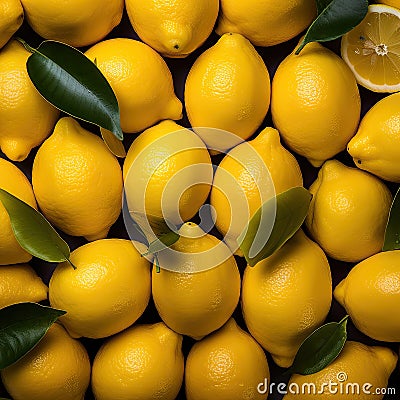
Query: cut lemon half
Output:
[[341, 4, 400, 92]]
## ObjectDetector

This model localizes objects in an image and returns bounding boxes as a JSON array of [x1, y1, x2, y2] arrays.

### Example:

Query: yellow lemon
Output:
[[216, 0, 316, 47], [19, 0, 123, 47], [283, 341, 398, 400], [306, 160, 392, 263], [377, 0, 400, 7], [335, 251, 400, 342], [341, 4, 400, 92], [185, 318, 270, 400], [210, 127, 303, 253], [271, 41, 361, 167], [0, 0, 23, 49], [348, 92, 400, 182], [242, 230, 332, 368], [0, 264, 47, 308], [92, 322, 184, 400], [185, 33, 270, 150], [49, 239, 150, 339], [0, 158, 37, 265], [152, 222, 240, 339], [32, 117, 123, 241], [126, 0, 219, 58], [85, 38, 182, 134], [1, 323, 91, 400], [123, 120, 212, 228], [0, 40, 59, 161]]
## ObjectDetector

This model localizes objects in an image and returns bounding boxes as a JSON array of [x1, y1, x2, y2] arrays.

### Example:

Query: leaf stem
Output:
[[15, 37, 36, 53], [66, 258, 77, 270]]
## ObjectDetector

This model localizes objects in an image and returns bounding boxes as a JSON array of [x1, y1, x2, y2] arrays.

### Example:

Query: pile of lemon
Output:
[[1, 0, 400, 399]]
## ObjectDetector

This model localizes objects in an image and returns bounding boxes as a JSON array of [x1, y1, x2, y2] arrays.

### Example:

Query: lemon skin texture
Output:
[[85, 38, 182, 134], [0, 158, 38, 265], [0, 264, 47, 308], [92, 322, 184, 400], [185, 318, 270, 400], [271, 41, 361, 167], [0, 0, 23, 49], [216, 0, 316, 47], [1, 324, 91, 400], [126, 0, 219, 58], [348, 92, 400, 182], [19, 0, 124, 47], [152, 223, 241, 340], [283, 341, 398, 400], [32, 117, 123, 241], [0, 40, 59, 162], [335, 251, 400, 342], [306, 160, 392, 262], [123, 120, 212, 227], [185, 33, 270, 149], [211, 127, 303, 253], [242, 230, 332, 368], [49, 239, 151, 339]]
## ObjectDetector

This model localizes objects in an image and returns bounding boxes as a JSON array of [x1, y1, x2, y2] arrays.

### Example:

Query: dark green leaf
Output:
[[0, 188, 71, 264], [296, 0, 368, 54], [0, 303, 66, 369], [238, 187, 312, 267], [144, 231, 180, 256], [21, 39, 123, 140], [383, 187, 400, 251], [289, 316, 349, 375]]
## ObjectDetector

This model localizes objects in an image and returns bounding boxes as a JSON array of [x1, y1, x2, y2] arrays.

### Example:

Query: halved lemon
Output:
[[341, 4, 400, 92]]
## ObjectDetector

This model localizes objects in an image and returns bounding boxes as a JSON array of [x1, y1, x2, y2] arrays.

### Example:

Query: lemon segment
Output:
[[341, 4, 400, 92]]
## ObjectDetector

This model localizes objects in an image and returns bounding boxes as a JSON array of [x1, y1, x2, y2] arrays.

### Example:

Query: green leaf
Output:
[[383, 187, 400, 251], [0, 188, 72, 264], [0, 303, 66, 369], [238, 187, 312, 267], [100, 128, 126, 158], [289, 316, 349, 375], [144, 231, 180, 256], [295, 0, 368, 54], [19, 39, 123, 140]]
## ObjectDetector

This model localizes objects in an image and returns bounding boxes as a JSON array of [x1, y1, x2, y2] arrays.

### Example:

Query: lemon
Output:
[[85, 38, 182, 134], [341, 4, 400, 93], [377, 0, 400, 7], [0, 158, 37, 265], [126, 0, 219, 58], [335, 251, 400, 342], [210, 127, 303, 253], [0, 264, 47, 308], [123, 120, 212, 228], [1, 323, 91, 400], [242, 230, 332, 368], [152, 222, 240, 339], [185, 318, 270, 400], [306, 160, 392, 263], [283, 341, 398, 400], [0, 0, 23, 49], [92, 322, 184, 400], [348, 92, 400, 182], [271, 41, 361, 167], [19, 0, 123, 47], [32, 117, 123, 241], [0, 40, 59, 162], [216, 0, 316, 47], [49, 239, 150, 339], [185, 33, 270, 150]]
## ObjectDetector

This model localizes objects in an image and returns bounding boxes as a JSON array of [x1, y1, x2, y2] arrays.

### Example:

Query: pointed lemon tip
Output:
[[272, 353, 295, 369], [333, 279, 347, 306], [165, 97, 183, 121], [253, 127, 280, 146], [372, 346, 398, 376], [153, 322, 183, 347], [1, 140, 31, 162], [84, 228, 110, 242]]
